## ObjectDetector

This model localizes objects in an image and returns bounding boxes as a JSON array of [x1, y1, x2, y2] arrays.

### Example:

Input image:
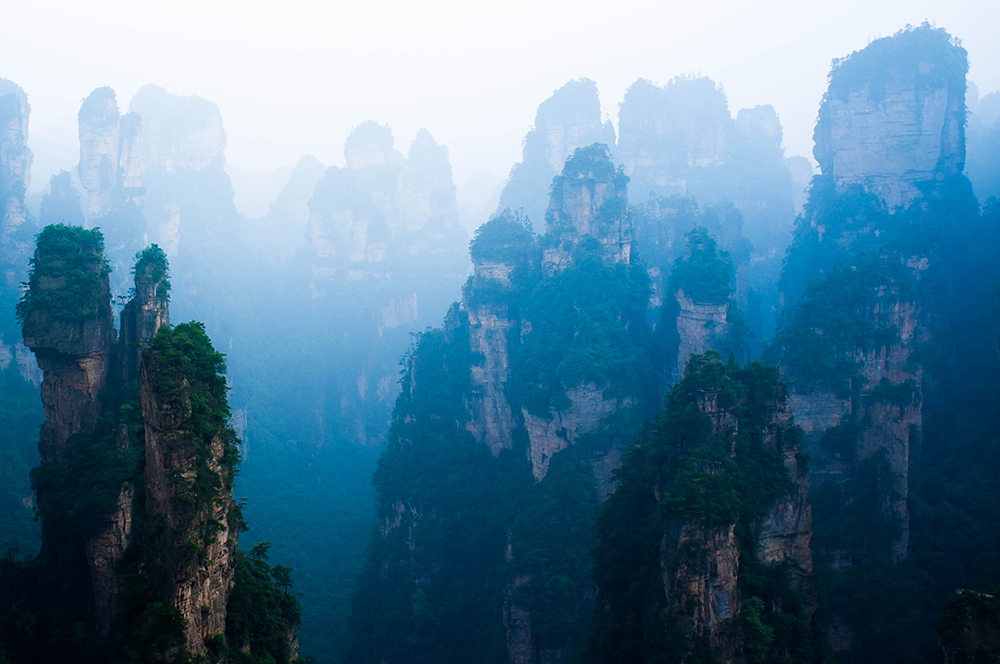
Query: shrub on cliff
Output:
[[15, 224, 110, 325], [669, 227, 733, 305]]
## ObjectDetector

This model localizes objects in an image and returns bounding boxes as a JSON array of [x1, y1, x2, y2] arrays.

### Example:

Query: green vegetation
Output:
[[824, 23, 968, 103], [225, 545, 303, 664], [775, 255, 907, 395], [145, 322, 240, 515], [512, 244, 652, 415], [509, 448, 598, 654], [669, 227, 733, 305], [469, 210, 535, 264], [589, 352, 828, 663], [15, 224, 110, 324]]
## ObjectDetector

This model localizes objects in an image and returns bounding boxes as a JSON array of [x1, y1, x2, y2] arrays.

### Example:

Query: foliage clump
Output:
[[16, 224, 110, 324], [669, 226, 733, 305], [825, 23, 968, 103], [469, 209, 535, 264], [133, 244, 171, 297], [588, 352, 827, 663]]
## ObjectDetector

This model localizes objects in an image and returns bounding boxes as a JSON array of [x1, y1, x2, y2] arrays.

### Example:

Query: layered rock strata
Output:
[[78, 87, 143, 221], [813, 25, 966, 210]]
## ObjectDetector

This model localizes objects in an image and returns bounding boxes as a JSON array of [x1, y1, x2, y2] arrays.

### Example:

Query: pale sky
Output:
[[3, 0, 998, 189]]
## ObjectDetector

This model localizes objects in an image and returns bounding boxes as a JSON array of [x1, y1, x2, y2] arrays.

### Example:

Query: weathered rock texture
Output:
[[21, 244, 113, 465], [304, 121, 468, 447], [674, 290, 728, 381], [141, 336, 236, 654], [78, 87, 143, 221], [119, 251, 170, 382], [659, 362, 812, 659], [85, 425, 136, 636], [497, 79, 616, 226], [813, 25, 967, 210], [543, 145, 631, 270], [0, 79, 40, 385], [788, 277, 922, 563]]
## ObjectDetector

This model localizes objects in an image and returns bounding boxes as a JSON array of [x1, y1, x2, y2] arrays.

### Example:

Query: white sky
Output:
[[3, 0, 998, 188]]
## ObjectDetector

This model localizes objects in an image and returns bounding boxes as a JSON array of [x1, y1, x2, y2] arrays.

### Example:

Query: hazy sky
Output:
[[3, 0, 998, 189]]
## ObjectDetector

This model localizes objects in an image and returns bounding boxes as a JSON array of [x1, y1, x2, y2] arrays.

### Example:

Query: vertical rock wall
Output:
[[78, 87, 143, 222], [141, 331, 236, 654]]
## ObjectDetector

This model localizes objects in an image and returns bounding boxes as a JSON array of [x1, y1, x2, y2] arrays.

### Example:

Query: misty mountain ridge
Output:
[[0, 19, 999, 664]]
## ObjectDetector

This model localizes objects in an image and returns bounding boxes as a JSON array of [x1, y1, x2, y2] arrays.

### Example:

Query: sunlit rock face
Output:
[[497, 79, 616, 226], [78, 87, 143, 220], [813, 26, 966, 210]]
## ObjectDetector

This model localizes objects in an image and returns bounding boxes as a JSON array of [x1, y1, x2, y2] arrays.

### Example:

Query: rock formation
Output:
[[141, 322, 237, 654], [127, 84, 236, 256], [779, 26, 966, 569], [20, 226, 113, 465], [351, 144, 651, 664], [87, 246, 167, 636], [542, 143, 631, 271], [78, 87, 143, 221], [590, 354, 816, 663], [497, 79, 616, 226], [813, 25, 966, 210], [0, 79, 39, 384], [0, 79, 32, 255]]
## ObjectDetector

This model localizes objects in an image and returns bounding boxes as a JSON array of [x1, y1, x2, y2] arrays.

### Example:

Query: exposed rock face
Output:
[[21, 241, 113, 465], [141, 338, 236, 654], [466, 299, 517, 455], [522, 384, 624, 482], [674, 290, 728, 381], [497, 79, 616, 225], [618, 77, 731, 197], [128, 84, 235, 256], [129, 85, 226, 174], [78, 87, 143, 221], [663, 523, 740, 656], [85, 425, 135, 636], [0, 79, 33, 292], [543, 143, 631, 271], [658, 361, 812, 659], [788, 279, 921, 563], [813, 25, 966, 210], [120, 249, 170, 382]]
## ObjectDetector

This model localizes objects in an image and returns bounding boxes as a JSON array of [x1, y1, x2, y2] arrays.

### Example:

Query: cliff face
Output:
[[590, 355, 817, 663], [813, 27, 966, 210], [141, 323, 237, 654], [20, 228, 113, 465], [127, 84, 236, 256], [543, 144, 631, 270], [785, 268, 922, 563], [350, 145, 651, 664], [87, 248, 170, 633], [78, 87, 143, 221], [0, 80, 39, 385], [675, 291, 728, 379], [779, 26, 966, 572], [497, 79, 616, 225]]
